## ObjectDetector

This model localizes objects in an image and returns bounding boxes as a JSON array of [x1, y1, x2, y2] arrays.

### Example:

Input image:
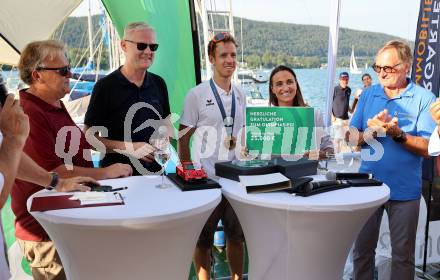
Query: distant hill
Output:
[[54, 15, 412, 69], [53, 15, 110, 69], [230, 17, 412, 68]]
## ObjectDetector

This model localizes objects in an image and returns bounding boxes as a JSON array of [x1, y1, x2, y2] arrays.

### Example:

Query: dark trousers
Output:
[[353, 199, 420, 280]]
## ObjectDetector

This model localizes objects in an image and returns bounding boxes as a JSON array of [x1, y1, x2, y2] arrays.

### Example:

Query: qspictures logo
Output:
[[53, 102, 391, 175]]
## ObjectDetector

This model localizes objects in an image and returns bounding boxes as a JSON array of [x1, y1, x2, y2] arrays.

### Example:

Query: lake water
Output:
[[244, 67, 378, 114], [2, 67, 378, 114]]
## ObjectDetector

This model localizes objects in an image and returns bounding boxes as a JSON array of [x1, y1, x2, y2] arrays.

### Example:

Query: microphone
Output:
[[302, 180, 343, 192], [326, 171, 373, 181]]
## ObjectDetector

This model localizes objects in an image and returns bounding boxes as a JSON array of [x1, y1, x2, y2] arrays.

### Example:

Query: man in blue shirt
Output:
[[347, 40, 436, 280]]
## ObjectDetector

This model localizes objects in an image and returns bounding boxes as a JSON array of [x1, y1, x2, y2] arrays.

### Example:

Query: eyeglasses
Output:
[[212, 32, 230, 43], [36, 65, 71, 77], [372, 63, 403, 74], [125, 40, 159, 52], [209, 32, 231, 54]]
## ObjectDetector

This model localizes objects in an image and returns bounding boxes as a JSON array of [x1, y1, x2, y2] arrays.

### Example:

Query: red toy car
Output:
[[177, 162, 208, 182]]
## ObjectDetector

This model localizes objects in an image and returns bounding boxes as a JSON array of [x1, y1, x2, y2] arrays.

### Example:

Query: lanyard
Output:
[[209, 79, 236, 137]]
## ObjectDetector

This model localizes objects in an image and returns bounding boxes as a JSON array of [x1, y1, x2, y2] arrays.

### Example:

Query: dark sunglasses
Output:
[[36, 65, 71, 77], [212, 32, 230, 43], [125, 40, 159, 52], [372, 63, 403, 74], [209, 32, 231, 54]]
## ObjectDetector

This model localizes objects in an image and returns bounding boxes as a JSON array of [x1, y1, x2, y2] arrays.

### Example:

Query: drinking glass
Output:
[[153, 139, 172, 188], [317, 151, 334, 175], [317, 158, 329, 175]]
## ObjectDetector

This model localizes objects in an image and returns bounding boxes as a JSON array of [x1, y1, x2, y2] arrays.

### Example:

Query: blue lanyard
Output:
[[209, 79, 236, 137]]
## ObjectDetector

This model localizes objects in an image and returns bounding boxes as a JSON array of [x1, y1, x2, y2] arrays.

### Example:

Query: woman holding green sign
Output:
[[268, 65, 334, 159]]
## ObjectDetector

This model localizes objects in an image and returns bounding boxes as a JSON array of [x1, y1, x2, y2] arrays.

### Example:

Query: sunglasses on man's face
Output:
[[125, 40, 159, 52], [372, 63, 403, 74], [36, 65, 71, 77]]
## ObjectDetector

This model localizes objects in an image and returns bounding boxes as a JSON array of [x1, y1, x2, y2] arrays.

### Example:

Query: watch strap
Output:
[[392, 130, 407, 143], [45, 172, 59, 190]]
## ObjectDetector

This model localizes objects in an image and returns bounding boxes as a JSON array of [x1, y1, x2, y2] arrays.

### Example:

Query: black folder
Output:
[[167, 174, 221, 191], [347, 178, 383, 187], [215, 158, 318, 181]]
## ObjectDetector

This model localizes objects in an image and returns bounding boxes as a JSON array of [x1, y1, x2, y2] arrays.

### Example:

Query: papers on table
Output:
[[69, 192, 123, 205]]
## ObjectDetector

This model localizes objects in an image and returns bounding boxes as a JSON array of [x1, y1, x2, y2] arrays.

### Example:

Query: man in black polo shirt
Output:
[[84, 22, 170, 175], [332, 71, 351, 153]]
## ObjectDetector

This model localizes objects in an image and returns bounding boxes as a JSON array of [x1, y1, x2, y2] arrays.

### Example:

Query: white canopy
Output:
[[0, 0, 82, 65]]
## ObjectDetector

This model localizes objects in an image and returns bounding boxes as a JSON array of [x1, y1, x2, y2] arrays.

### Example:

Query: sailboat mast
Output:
[[227, 0, 237, 81], [105, 14, 113, 72], [241, 17, 244, 66], [87, 0, 94, 68]]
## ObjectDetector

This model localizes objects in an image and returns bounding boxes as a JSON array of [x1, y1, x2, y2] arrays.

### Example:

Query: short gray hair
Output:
[[377, 40, 413, 65], [18, 40, 66, 85], [123, 22, 155, 39]]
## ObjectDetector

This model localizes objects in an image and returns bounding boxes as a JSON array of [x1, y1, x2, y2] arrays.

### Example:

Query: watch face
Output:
[[393, 131, 406, 143], [46, 172, 59, 190]]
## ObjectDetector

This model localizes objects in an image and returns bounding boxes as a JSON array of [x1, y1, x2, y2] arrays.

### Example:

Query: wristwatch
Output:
[[45, 172, 59, 190], [392, 130, 407, 143]]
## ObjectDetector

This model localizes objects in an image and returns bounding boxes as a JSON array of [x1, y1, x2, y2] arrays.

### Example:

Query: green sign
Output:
[[246, 107, 315, 156]]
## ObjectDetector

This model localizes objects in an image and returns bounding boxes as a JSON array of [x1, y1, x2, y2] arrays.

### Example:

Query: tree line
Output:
[[53, 15, 112, 70], [53, 15, 412, 70]]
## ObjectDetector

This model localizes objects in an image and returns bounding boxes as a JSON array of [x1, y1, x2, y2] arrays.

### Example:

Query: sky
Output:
[[72, 0, 420, 41]]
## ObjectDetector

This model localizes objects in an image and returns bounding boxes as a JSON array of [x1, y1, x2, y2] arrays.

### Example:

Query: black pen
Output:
[[111, 187, 128, 192]]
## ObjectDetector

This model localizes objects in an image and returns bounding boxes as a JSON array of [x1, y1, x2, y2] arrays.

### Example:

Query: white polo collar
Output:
[[212, 79, 233, 96]]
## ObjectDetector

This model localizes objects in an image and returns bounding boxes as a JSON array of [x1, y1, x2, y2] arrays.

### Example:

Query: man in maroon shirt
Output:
[[0, 91, 98, 280], [13, 40, 133, 280]]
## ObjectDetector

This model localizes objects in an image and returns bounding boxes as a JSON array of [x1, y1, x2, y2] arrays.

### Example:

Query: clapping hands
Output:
[[431, 98, 440, 125], [367, 109, 401, 138]]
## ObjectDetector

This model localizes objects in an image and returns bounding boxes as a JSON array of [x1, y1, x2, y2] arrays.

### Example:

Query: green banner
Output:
[[246, 107, 315, 156], [101, 0, 196, 118]]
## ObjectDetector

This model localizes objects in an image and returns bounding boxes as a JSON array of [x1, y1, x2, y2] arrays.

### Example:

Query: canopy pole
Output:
[[324, 0, 341, 126]]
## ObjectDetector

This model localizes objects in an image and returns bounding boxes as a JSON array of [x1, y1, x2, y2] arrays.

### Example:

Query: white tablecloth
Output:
[[28, 176, 221, 280], [220, 175, 390, 280]]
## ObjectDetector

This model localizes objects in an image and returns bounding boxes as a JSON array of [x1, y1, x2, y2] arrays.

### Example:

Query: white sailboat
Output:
[[349, 46, 362, 74]]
